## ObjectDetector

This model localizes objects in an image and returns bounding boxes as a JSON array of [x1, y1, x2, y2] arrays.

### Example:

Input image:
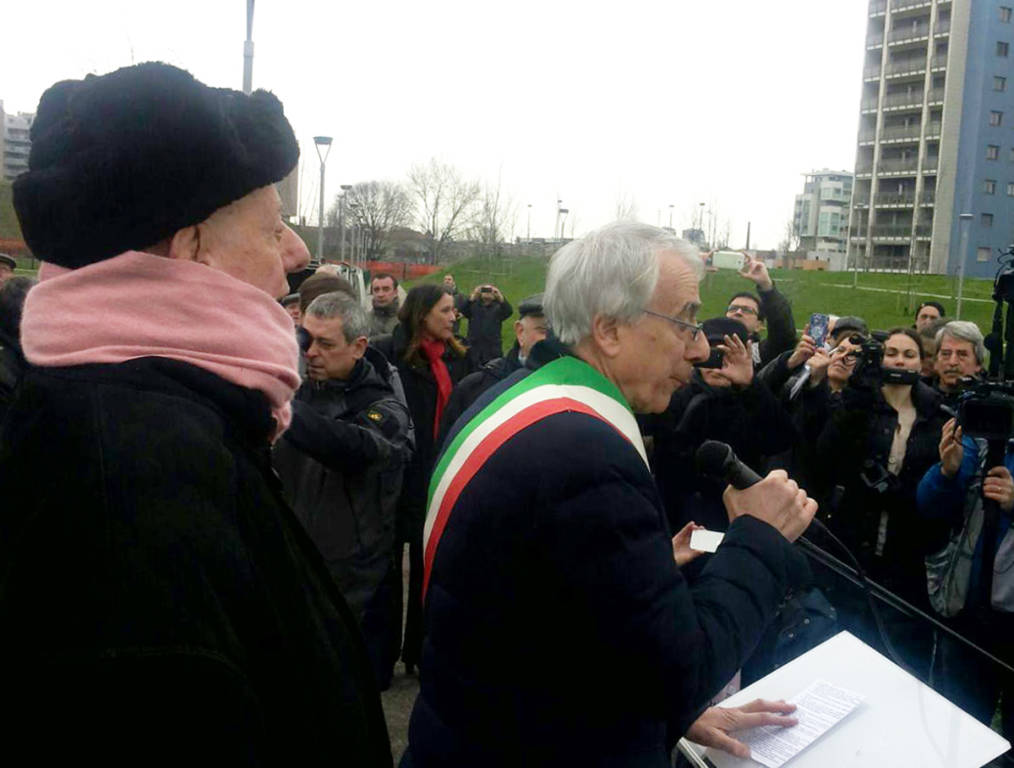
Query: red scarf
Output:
[[22, 251, 300, 440], [419, 337, 452, 438]]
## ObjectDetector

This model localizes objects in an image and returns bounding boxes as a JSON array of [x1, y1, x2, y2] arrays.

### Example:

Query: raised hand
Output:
[[738, 253, 773, 291], [715, 334, 754, 388], [787, 334, 817, 370], [939, 418, 964, 478]]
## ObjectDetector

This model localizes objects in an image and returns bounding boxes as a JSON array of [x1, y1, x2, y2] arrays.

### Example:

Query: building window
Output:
[[992, 111, 1005, 126], [1008, 181, 1014, 195], [979, 247, 993, 262], [998, 76, 1009, 91], [988, 144, 1001, 160], [986, 179, 997, 194], [999, 41, 1010, 57], [1003, 6, 1013, 22], [983, 213, 995, 227]]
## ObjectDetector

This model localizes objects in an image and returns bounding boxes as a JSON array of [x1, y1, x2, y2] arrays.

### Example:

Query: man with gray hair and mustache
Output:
[[402, 221, 817, 767], [933, 320, 985, 409]]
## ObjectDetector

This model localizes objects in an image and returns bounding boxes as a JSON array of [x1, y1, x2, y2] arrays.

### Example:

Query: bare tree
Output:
[[407, 159, 481, 264], [468, 174, 517, 256], [614, 192, 638, 221], [329, 181, 413, 261]]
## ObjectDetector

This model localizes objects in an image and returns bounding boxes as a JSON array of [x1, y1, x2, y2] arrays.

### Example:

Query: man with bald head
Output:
[[0, 63, 390, 764]]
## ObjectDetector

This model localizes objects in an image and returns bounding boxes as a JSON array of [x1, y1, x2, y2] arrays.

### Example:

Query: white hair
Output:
[[935, 320, 986, 365], [306, 291, 370, 343], [544, 221, 702, 346]]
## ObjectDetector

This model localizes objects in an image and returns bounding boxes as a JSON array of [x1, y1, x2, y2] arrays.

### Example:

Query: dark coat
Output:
[[0, 327, 26, 426], [645, 371, 796, 580], [372, 326, 472, 538], [273, 348, 412, 618], [461, 297, 512, 366], [810, 379, 951, 600], [0, 358, 392, 766], [752, 284, 797, 369], [437, 344, 523, 447], [403, 361, 811, 768]]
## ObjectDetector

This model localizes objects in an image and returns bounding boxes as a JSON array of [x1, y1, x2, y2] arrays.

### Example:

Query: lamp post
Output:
[[556, 198, 563, 241], [527, 203, 532, 242], [956, 212, 973, 318], [243, 0, 255, 94], [313, 136, 333, 262], [559, 208, 569, 240], [339, 184, 352, 262], [668, 204, 674, 230], [697, 202, 705, 243]]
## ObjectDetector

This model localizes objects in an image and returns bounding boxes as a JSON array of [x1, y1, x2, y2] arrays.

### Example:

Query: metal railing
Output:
[[868, 33, 885, 47], [935, 21, 950, 36], [853, 196, 871, 206], [890, 0, 931, 9], [856, 164, 875, 174], [884, 58, 926, 77], [870, 0, 887, 13], [924, 121, 942, 136], [876, 193, 916, 205], [915, 224, 933, 236], [880, 125, 922, 141], [929, 55, 948, 69], [922, 157, 939, 170], [889, 25, 930, 44], [878, 157, 920, 172], [920, 189, 936, 203], [861, 98, 880, 111], [864, 65, 882, 79], [882, 91, 924, 107], [871, 225, 914, 237], [858, 129, 877, 142], [926, 87, 946, 102]]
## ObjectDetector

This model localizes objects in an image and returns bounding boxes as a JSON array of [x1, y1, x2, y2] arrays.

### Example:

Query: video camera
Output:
[[841, 333, 920, 388]]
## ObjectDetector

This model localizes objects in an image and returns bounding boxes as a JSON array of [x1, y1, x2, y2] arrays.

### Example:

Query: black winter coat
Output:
[[461, 297, 512, 366], [403, 360, 810, 768], [437, 344, 523, 447], [274, 348, 412, 618], [372, 327, 472, 537], [810, 380, 951, 600], [0, 358, 392, 766], [752, 284, 797, 369]]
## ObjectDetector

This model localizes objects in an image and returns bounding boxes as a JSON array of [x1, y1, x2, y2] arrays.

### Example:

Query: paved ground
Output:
[[381, 546, 421, 763]]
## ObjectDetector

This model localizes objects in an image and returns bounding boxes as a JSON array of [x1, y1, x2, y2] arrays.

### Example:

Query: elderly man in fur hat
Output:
[[0, 63, 392, 765]]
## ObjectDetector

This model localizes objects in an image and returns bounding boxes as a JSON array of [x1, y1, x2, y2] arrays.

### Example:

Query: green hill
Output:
[[411, 255, 997, 350]]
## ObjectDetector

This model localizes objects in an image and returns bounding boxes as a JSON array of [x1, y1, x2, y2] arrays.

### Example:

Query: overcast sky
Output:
[[2, 1, 867, 249]]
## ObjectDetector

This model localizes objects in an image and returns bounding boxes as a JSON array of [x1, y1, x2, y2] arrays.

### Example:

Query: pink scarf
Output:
[[21, 251, 300, 439]]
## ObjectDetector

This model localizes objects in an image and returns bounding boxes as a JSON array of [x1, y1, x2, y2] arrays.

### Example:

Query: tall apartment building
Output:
[[794, 170, 854, 255], [848, 0, 1014, 277], [0, 101, 33, 182]]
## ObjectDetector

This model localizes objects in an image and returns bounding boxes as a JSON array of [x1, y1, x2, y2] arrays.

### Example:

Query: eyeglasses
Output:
[[642, 310, 704, 341], [726, 304, 758, 316]]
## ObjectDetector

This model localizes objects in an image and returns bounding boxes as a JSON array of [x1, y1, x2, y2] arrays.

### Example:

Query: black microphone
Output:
[[695, 440, 762, 489]]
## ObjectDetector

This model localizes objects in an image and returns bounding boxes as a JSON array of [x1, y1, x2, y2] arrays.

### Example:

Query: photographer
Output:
[[917, 418, 1014, 752], [933, 320, 985, 409], [724, 253, 796, 368], [462, 283, 512, 366], [810, 328, 949, 678]]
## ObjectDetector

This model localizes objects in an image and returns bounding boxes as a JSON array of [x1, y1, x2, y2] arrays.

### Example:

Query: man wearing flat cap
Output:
[[0, 253, 16, 287], [0, 63, 392, 765]]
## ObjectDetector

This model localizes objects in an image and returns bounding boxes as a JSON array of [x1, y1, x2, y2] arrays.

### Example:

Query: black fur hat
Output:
[[13, 62, 299, 269]]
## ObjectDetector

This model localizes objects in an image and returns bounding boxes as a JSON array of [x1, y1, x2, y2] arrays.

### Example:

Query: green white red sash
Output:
[[422, 355, 648, 601]]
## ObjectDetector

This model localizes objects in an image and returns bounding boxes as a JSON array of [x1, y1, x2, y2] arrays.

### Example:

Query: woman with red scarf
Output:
[[374, 284, 472, 675]]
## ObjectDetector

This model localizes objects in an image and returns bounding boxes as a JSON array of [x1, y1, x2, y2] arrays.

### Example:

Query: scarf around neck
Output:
[[22, 251, 300, 439], [419, 336, 452, 438]]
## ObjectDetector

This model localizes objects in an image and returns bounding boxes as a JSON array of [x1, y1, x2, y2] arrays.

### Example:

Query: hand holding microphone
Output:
[[696, 441, 817, 543]]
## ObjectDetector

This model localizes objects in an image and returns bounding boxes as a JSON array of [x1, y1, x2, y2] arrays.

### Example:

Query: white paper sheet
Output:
[[735, 679, 864, 768], [689, 529, 724, 553]]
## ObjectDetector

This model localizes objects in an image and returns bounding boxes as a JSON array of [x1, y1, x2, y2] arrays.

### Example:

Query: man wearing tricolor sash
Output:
[[402, 222, 817, 768]]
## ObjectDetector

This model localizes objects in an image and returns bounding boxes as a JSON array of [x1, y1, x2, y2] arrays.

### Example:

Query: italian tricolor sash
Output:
[[422, 355, 648, 601]]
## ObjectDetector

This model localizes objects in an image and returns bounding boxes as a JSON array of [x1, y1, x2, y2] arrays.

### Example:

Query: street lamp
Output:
[[668, 204, 674, 230], [313, 136, 333, 262], [956, 212, 973, 318], [559, 208, 569, 240], [339, 183, 352, 262], [697, 202, 705, 239], [556, 198, 563, 241], [527, 203, 532, 242]]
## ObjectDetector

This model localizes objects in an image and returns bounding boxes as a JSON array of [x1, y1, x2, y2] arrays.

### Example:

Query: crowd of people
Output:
[[1, 61, 1013, 766]]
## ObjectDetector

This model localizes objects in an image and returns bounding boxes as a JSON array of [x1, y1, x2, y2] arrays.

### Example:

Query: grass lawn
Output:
[[410, 255, 1001, 351]]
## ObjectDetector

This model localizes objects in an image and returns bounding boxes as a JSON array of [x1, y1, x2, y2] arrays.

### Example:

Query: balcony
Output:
[[935, 21, 950, 36], [870, 0, 887, 14], [890, 0, 931, 9], [856, 163, 875, 176], [924, 121, 942, 137], [868, 33, 885, 47], [853, 195, 871, 207], [871, 225, 914, 238], [861, 97, 880, 111], [915, 224, 933, 237], [864, 65, 882, 80], [858, 129, 877, 144], [920, 189, 936, 205], [880, 124, 922, 142], [926, 87, 945, 103], [922, 157, 938, 171], [876, 192, 916, 206], [930, 55, 948, 69], [889, 25, 930, 44], [882, 91, 925, 109], [884, 59, 926, 77], [878, 157, 920, 174]]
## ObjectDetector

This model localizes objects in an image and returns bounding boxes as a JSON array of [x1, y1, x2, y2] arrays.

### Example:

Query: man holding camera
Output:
[[461, 283, 512, 366], [724, 253, 796, 368]]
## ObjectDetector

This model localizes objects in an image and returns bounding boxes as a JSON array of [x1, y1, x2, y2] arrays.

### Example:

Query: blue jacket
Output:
[[402, 363, 810, 768], [916, 436, 1014, 606]]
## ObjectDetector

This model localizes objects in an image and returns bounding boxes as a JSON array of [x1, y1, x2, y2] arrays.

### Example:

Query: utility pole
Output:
[[956, 213, 973, 318], [745, 221, 751, 250], [243, 1, 254, 94]]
